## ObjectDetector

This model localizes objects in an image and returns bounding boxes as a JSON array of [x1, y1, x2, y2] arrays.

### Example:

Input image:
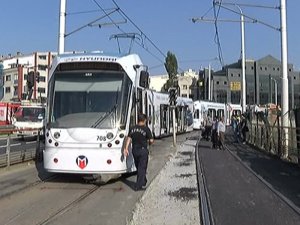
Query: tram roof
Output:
[[49, 51, 144, 81]]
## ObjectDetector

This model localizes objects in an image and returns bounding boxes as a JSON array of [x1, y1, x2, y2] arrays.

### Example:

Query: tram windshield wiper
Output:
[[91, 104, 117, 128], [91, 88, 119, 128]]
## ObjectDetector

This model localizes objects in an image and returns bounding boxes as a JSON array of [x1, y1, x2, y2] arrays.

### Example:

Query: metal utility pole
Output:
[[172, 106, 177, 147], [58, 0, 66, 54], [280, 0, 289, 158], [208, 64, 211, 100], [192, 3, 246, 111], [238, 5, 246, 113]]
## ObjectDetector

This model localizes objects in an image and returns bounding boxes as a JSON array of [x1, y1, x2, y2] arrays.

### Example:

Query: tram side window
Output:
[[137, 88, 143, 115], [194, 109, 199, 119], [129, 105, 136, 127], [148, 105, 152, 125], [208, 109, 216, 118], [217, 109, 225, 118]]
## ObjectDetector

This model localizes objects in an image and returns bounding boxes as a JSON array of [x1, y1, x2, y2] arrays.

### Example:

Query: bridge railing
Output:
[[0, 128, 43, 168], [246, 108, 300, 164]]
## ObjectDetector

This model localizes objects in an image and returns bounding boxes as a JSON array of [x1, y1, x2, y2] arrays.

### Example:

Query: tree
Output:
[[162, 51, 178, 92]]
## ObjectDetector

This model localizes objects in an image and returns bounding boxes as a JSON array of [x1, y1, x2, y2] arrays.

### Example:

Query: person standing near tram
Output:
[[124, 114, 154, 191]]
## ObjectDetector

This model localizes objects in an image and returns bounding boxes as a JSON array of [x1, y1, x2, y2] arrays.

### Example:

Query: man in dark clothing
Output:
[[124, 114, 154, 191]]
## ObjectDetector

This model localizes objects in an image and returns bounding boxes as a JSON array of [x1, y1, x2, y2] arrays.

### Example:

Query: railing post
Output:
[[6, 133, 11, 168]]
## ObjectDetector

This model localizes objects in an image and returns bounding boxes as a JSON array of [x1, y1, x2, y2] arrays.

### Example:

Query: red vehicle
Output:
[[0, 102, 21, 126]]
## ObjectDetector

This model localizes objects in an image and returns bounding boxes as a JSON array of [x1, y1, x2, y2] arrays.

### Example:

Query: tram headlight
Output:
[[106, 132, 114, 140], [54, 132, 60, 139]]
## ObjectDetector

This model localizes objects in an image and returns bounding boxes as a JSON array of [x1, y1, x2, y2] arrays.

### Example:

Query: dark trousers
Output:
[[211, 129, 217, 148], [132, 147, 149, 189]]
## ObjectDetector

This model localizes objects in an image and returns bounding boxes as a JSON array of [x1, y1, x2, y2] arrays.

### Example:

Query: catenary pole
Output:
[[280, 0, 289, 158], [58, 0, 66, 54], [208, 64, 211, 100], [238, 5, 246, 113]]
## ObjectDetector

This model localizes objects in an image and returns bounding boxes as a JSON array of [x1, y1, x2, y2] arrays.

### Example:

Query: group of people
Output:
[[202, 115, 226, 150], [231, 114, 249, 144]]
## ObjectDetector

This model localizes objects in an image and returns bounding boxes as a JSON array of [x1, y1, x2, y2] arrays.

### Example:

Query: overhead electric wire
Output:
[[111, 0, 167, 59], [213, 0, 225, 66], [67, 8, 116, 16], [217, 3, 280, 31], [65, 8, 118, 37], [220, 2, 280, 10], [91, 0, 165, 65]]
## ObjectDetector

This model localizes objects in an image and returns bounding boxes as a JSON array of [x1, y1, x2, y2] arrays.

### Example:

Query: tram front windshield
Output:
[[49, 71, 132, 129]]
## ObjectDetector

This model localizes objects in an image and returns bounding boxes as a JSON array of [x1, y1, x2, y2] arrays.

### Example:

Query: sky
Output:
[[0, 0, 299, 75]]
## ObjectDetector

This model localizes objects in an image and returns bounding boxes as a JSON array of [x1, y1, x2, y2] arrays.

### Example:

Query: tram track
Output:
[[0, 174, 58, 200], [196, 137, 300, 225], [224, 144, 300, 216], [36, 184, 101, 225], [195, 138, 215, 225]]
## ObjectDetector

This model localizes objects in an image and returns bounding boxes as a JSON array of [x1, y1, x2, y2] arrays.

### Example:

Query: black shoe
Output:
[[134, 186, 146, 191], [143, 178, 147, 187]]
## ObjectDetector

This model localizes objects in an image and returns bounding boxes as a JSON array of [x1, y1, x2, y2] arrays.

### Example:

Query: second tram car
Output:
[[43, 52, 193, 181], [193, 100, 226, 129]]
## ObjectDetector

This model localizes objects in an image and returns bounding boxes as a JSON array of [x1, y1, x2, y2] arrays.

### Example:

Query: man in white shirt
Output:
[[217, 116, 226, 150]]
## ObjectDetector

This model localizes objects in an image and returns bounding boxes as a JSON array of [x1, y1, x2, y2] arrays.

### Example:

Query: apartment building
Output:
[[1, 52, 56, 102]]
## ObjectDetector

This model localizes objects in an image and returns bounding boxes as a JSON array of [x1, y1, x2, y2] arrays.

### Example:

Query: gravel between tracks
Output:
[[129, 139, 200, 225]]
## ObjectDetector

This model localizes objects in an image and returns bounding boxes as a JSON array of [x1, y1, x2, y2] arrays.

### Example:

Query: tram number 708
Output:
[[97, 135, 107, 141]]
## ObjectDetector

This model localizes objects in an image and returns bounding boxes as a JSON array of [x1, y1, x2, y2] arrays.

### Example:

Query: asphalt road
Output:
[[197, 138, 300, 225], [0, 131, 195, 225]]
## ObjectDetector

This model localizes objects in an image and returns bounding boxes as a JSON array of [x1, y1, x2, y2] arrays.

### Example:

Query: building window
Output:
[[38, 64, 48, 71], [260, 67, 262, 70], [14, 74, 18, 80], [224, 81, 227, 85], [289, 68, 292, 72], [14, 87, 18, 96], [5, 75, 11, 81], [277, 68, 280, 71], [182, 94, 187, 97], [265, 67, 267, 71], [5, 87, 11, 93], [24, 74, 28, 80], [251, 66, 254, 70], [39, 76, 46, 82], [231, 73, 233, 77], [216, 81, 219, 85], [39, 55, 47, 60], [294, 77, 296, 80], [238, 74, 241, 77], [182, 85, 187, 90], [38, 87, 46, 93]]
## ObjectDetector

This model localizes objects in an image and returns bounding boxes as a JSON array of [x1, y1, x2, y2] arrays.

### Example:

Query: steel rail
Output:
[[36, 184, 100, 225], [224, 144, 300, 216], [195, 137, 215, 225]]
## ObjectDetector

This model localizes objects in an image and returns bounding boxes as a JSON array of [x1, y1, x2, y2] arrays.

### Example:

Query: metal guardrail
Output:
[[0, 128, 43, 168], [246, 110, 300, 164]]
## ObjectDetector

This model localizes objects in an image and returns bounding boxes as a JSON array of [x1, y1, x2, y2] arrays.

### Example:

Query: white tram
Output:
[[193, 100, 226, 130], [43, 52, 193, 179]]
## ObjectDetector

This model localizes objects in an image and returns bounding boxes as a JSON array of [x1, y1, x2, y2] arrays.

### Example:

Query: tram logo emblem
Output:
[[76, 155, 88, 169]]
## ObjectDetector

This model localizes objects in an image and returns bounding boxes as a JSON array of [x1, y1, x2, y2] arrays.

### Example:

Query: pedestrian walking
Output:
[[240, 115, 249, 144], [204, 114, 212, 140], [231, 115, 239, 143], [211, 116, 218, 148], [217, 116, 226, 150], [124, 114, 154, 191]]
